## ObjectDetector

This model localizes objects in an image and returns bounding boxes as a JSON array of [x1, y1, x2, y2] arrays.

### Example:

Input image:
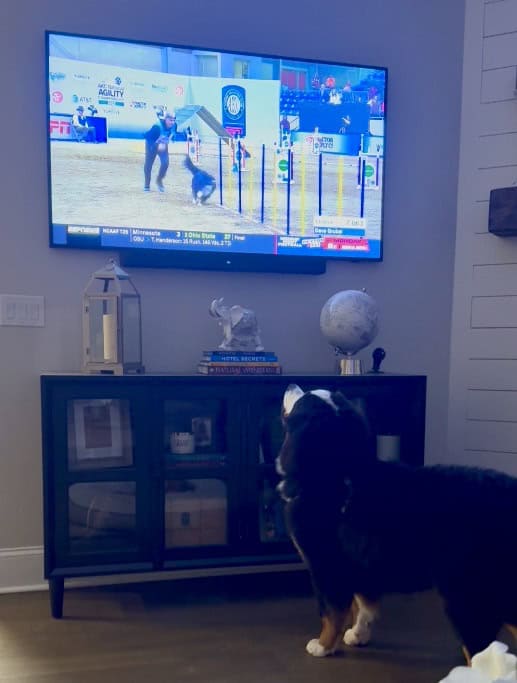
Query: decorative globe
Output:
[[320, 289, 379, 356]]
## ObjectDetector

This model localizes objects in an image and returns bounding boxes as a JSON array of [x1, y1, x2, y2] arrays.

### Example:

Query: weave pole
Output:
[[260, 144, 265, 224], [318, 152, 323, 216], [227, 142, 235, 209], [286, 148, 292, 235], [218, 138, 223, 205], [300, 144, 306, 234], [246, 152, 254, 219], [360, 158, 366, 218], [337, 155, 344, 216], [238, 140, 242, 214], [272, 158, 278, 228]]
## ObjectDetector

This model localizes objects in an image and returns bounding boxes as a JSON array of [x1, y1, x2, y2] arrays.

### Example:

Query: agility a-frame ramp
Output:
[[175, 105, 232, 144]]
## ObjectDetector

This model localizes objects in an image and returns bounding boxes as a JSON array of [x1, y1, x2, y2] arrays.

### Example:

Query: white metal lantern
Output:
[[83, 259, 144, 375]]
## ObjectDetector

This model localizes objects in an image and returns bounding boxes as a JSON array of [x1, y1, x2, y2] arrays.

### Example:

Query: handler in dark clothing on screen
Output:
[[143, 112, 177, 192]]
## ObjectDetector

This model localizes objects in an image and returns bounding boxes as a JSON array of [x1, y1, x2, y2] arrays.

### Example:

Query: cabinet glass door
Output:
[[51, 386, 153, 567], [159, 386, 241, 565], [164, 478, 228, 549], [163, 398, 228, 471], [67, 398, 133, 471], [69, 481, 137, 553]]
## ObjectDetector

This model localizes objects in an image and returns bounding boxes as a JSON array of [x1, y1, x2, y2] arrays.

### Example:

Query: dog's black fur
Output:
[[277, 386, 517, 658], [183, 155, 216, 204]]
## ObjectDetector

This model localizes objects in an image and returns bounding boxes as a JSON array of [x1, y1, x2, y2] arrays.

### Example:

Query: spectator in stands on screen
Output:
[[280, 115, 291, 133], [368, 95, 381, 116], [324, 75, 336, 89], [143, 111, 177, 192], [71, 106, 96, 143], [329, 88, 342, 105]]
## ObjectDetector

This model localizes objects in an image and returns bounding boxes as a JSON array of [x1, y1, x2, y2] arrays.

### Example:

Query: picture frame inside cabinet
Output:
[[67, 398, 133, 470]]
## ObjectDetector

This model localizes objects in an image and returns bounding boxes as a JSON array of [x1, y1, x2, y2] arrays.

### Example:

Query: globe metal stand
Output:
[[339, 353, 363, 375]]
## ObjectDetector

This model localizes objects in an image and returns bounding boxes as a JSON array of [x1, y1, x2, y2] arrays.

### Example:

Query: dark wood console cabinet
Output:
[[41, 373, 426, 618]]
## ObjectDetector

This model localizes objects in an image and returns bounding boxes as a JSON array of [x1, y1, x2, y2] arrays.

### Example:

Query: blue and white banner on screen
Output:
[[291, 131, 361, 155]]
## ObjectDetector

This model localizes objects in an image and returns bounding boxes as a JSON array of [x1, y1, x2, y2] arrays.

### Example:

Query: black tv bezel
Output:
[[46, 30, 388, 275]]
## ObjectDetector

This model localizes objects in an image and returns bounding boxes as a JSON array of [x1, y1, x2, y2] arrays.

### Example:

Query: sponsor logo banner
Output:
[[222, 85, 246, 137]]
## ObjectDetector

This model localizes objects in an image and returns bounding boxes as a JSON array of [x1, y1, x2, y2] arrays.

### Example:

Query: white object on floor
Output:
[[439, 642, 517, 683]]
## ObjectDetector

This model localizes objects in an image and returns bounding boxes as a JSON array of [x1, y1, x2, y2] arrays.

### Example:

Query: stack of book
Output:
[[197, 350, 282, 375]]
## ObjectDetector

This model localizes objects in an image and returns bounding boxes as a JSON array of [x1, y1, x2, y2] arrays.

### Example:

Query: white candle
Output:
[[102, 313, 117, 362], [376, 435, 400, 462]]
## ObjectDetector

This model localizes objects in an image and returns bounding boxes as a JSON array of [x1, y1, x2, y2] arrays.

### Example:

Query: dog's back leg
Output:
[[344, 594, 379, 646], [443, 596, 505, 662]]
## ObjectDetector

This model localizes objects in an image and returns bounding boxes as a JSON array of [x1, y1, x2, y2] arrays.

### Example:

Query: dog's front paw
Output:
[[343, 627, 370, 647], [306, 639, 334, 657]]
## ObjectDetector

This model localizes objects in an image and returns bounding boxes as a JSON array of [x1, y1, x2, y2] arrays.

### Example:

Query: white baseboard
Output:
[[0, 546, 305, 594], [0, 546, 46, 593]]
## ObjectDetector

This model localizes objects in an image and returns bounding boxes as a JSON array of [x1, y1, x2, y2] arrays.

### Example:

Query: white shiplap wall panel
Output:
[[468, 327, 517, 357], [472, 231, 517, 260], [478, 131, 517, 167], [471, 200, 490, 234], [459, 198, 489, 234], [479, 100, 517, 134], [484, 0, 517, 35], [468, 359, 517, 390], [472, 263, 517, 294], [481, 66, 517, 102], [449, 0, 517, 474], [460, 449, 517, 474], [474, 165, 517, 200], [467, 388, 517, 419], [471, 295, 517, 326], [465, 419, 517, 451], [483, 32, 517, 68]]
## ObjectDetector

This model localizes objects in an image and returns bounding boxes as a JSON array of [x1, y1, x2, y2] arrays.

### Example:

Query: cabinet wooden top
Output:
[[41, 373, 426, 384]]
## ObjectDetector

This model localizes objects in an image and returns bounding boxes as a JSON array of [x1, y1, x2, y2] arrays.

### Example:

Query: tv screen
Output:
[[46, 31, 387, 273]]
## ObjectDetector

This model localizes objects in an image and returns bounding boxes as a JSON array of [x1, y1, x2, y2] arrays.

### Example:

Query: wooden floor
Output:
[[0, 572, 486, 682]]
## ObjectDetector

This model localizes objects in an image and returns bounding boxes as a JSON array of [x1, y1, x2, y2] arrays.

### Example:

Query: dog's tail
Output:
[[183, 155, 198, 175]]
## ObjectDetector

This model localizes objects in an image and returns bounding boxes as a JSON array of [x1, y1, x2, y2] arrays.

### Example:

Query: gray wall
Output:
[[0, 0, 464, 559]]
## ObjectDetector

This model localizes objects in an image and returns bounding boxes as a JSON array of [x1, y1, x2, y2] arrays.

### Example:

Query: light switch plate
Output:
[[0, 295, 45, 327]]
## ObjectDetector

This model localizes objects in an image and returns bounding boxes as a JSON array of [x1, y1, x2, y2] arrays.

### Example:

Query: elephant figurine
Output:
[[209, 298, 264, 351]]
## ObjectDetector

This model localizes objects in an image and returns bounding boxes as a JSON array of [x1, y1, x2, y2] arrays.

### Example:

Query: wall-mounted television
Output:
[[46, 31, 387, 274]]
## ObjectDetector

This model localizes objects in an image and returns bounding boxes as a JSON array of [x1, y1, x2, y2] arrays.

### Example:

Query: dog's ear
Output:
[[282, 384, 304, 418]]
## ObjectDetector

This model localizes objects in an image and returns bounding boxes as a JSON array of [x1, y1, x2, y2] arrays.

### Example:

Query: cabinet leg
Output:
[[49, 577, 64, 619]]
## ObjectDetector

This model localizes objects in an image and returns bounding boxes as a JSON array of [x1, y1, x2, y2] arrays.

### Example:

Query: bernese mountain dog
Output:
[[183, 155, 216, 205], [277, 384, 517, 660]]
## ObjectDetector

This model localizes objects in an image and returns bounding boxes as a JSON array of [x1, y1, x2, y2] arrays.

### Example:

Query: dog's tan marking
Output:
[[462, 646, 472, 666], [319, 612, 346, 650], [306, 609, 349, 657], [504, 623, 517, 641]]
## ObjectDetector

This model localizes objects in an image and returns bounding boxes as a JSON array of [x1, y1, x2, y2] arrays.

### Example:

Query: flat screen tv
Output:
[[46, 31, 387, 273]]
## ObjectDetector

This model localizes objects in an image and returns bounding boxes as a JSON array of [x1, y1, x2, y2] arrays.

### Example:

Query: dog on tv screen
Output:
[[276, 384, 517, 661]]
